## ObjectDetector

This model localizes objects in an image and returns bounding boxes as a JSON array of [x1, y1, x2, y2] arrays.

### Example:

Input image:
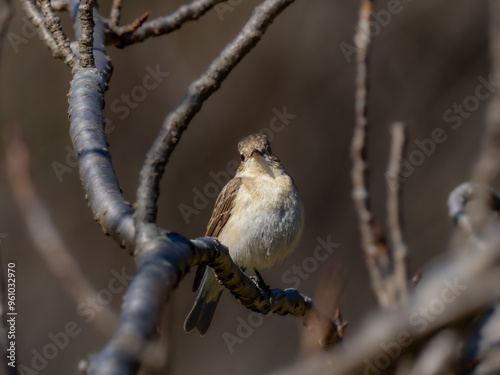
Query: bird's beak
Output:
[[250, 149, 263, 158]]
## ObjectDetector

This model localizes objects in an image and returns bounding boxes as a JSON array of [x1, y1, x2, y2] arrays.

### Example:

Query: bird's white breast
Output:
[[218, 170, 304, 269]]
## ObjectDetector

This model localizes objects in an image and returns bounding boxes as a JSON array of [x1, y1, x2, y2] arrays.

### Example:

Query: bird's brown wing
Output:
[[192, 177, 243, 291]]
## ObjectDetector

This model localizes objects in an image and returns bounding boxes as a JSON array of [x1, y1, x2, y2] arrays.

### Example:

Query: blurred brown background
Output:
[[0, 0, 490, 374]]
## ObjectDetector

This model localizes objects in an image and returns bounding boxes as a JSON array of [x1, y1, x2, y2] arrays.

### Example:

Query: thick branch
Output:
[[134, 0, 296, 247], [86, 236, 340, 374], [66, 0, 136, 253], [105, 0, 226, 47]]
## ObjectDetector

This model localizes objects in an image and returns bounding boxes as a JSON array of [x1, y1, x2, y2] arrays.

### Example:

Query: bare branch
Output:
[[86, 236, 341, 373], [134, 0, 297, 246], [19, 0, 61, 57], [39, 0, 77, 67], [66, 0, 132, 252], [351, 0, 397, 310], [79, 0, 95, 68], [106, 0, 226, 47], [112, 12, 150, 36], [109, 0, 122, 27], [386, 123, 409, 302], [4, 126, 118, 338]]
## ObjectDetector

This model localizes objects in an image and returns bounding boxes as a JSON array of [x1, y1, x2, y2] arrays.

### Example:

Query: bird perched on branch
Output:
[[184, 133, 304, 335]]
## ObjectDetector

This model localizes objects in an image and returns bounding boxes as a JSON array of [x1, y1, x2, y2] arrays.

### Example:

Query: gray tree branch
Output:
[[105, 0, 226, 47]]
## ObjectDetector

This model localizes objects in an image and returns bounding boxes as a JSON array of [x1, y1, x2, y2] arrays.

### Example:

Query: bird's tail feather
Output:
[[184, 269, 223, 335]]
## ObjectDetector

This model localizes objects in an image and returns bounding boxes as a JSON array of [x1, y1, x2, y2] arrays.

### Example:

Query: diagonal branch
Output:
[[105, 0, 226, 47], [111, 12, 150, 37], [85, 236, 341, 374], [19, 0, 61, 58], [39, 0, 77, 67], [134, 0, 297, 247]]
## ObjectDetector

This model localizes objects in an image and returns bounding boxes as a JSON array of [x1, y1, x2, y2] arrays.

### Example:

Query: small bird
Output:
[[184, 133, 304, 335]]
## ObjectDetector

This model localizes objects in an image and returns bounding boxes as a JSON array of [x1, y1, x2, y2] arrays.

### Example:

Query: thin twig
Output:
[[4, 126, 118, 338], [19, 0, 61, 57], [109, 0, 122, 27], [134, 0, 297, 247], [112, 12, 150, 36], [106, 0, 227, 47], [386, 122, 409, 302], [351, 0, 396, 310], [39, 0, 77, 67], [79, 0, 95, 68]]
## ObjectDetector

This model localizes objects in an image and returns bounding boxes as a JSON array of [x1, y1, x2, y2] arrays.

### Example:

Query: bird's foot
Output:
[[253, 269, 271, 295]]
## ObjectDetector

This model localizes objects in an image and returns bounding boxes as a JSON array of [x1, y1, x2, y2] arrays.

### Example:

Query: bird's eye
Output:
[[240, 154, 245, 162]]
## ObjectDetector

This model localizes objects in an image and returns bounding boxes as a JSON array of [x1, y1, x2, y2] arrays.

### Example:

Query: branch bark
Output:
[[39, 0, 77, 67], [19, 0, 61, 58], [85, 236, 341, 374], [105, 0, 226, 47]]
